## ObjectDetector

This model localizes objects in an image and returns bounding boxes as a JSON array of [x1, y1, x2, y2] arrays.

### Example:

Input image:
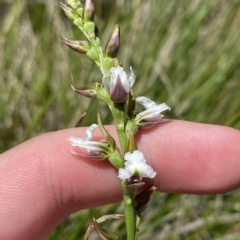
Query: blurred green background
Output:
[[1, 0, 240, 239]]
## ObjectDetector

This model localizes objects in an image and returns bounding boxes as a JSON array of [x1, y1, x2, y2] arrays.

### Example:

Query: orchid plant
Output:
[[61, 0, 170, 239]]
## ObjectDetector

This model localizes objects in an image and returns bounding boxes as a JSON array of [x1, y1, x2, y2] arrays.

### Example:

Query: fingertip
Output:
[[138, 121, 240, 194]]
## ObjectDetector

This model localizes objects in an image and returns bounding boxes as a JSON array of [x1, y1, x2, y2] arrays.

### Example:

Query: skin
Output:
[[0, 120, 240, 239]]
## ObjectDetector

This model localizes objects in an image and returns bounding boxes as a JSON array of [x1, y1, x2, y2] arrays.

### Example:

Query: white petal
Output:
[[83, 124, 98, 141], [68, 137, 108, 151], [79, 141, 109, 152], [68, 136, 84, 146], [128, 66, 136, 88], [141, 165, 157, 178], [136, 96, 158, 109], [112, 68, 127, 88], [124, 150, 144, 163], [110, 66, 127, 83], [109, 66, 136, 94], [135, 103, 170, 122], [118, 168, 132, 179], [119, 150, 157, 179]]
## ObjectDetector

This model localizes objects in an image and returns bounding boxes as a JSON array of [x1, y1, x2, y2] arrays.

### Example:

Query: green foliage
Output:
[[1, 0, 240, 239]]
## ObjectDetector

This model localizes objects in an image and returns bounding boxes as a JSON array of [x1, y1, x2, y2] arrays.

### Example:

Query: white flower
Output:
[[102, 66, 136, 103], [135, 96, 170, 128], [118, 150, 156, 180], [68, 124, 109, 160]]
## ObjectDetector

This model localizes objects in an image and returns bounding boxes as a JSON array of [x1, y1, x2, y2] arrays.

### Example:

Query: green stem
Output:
[[122, 180, 136, 240], [81, 29, 104, 74], [109, 102, 126, 153], [89, 38, 105, 74], [110, 104, 137, 238]]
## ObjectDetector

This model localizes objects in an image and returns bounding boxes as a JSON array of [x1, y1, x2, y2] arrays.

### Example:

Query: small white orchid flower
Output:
[[118, 150, 156, 180], [135, 96, 170, 128], [102, 66, 136, 103], [68, 124, 109, 160]]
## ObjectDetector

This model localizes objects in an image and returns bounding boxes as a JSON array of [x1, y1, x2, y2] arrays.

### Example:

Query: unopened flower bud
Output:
[[83, 0, 94, 22], [61, 37, 90, 54], [60, 3, 79, 21], [66, 0, 82, 10], [71, 84, 97, 98], [106, 24, 120, 58], [86, 46, 99, 62], [83, 22, 96, 38], [102, 66, 136, 103]]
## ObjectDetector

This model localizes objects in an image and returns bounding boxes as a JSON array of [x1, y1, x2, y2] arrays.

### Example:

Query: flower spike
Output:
[[61, 1, 171, 236]]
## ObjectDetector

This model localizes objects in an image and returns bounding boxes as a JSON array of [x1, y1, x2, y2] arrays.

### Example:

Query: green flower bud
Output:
[[73, 18, 83, 28], [86, 47, 99, 62], [108, 150, 124, 169], [66, 0, 82, 9], [60, 3, 79, 21], [83, 22, 95, 38], [66, 0, 83, 16]]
